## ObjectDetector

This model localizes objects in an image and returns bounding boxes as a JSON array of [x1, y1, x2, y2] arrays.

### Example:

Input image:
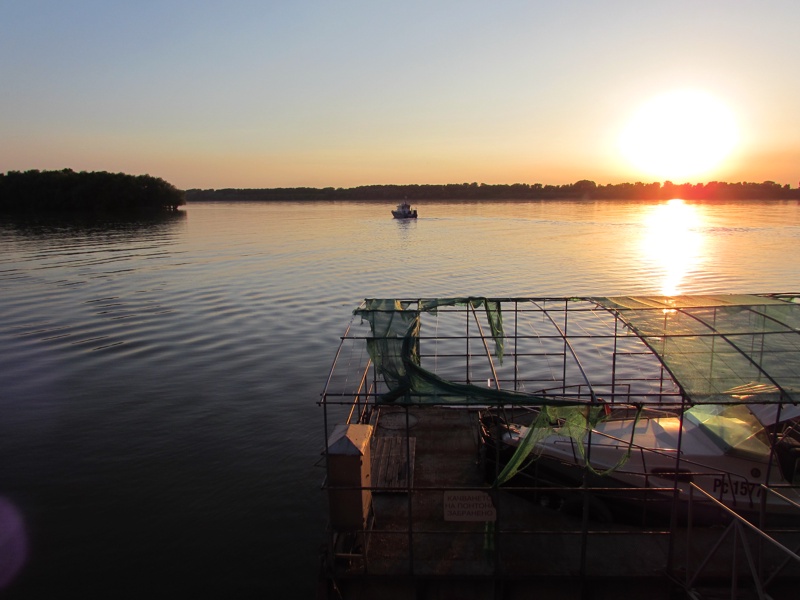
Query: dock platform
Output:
[[319, 297, 800, 599], [320, 406, 800, 599]]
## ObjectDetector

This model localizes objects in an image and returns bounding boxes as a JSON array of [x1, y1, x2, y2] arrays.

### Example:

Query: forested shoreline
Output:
[[3, 171, 797, 212], [0, 169, 185, 214], [186, 179, 800, 202]]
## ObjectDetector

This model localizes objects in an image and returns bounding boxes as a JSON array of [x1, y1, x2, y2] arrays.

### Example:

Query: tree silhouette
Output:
[[0, 169, 185, 214]]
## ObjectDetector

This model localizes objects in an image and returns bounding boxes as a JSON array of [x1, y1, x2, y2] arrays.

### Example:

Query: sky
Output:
[[2, 1, 799, 190]]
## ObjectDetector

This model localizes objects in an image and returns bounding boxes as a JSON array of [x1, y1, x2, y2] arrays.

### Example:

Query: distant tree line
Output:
[[0, 169, 185, 214], [185, 180, 800, 202]]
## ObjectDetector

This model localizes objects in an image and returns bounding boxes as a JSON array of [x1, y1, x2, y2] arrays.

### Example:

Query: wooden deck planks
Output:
[[371, 436, 416, 491]]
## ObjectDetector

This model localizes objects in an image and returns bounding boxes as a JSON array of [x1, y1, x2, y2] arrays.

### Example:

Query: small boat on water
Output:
[[391, 201, 417, 219]]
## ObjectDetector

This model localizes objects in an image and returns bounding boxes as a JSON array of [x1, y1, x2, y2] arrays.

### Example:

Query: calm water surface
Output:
[[0, 199, 798, 597]]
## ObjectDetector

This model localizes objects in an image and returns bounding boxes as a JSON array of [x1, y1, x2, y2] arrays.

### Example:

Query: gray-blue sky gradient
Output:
[[2, 1, 798, 189]]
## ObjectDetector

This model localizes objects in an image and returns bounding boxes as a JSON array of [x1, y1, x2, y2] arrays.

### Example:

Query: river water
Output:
[[0, 199, 798, 598]]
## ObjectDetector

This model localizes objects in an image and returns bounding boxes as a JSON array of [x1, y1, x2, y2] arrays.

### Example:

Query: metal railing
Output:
[[680, 483, 800, 599]]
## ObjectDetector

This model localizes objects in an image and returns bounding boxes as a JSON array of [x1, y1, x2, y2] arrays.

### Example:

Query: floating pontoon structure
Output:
[[319, 295, 800, 599]]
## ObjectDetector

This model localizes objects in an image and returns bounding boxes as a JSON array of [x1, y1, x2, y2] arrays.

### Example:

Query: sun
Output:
[[619, 90, 738, 181]]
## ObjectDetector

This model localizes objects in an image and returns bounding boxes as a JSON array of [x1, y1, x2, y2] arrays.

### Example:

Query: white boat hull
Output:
[[480, 407, 800, 523]]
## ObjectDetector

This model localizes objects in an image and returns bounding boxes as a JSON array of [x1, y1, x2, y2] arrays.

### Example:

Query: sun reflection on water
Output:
[[640, 199, 705, 295]]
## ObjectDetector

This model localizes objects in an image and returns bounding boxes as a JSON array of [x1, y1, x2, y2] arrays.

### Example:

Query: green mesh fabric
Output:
[[357, 295, 800, 406], [418, 297, 505, 362], [355, 298, 614, 482], [494, 405, 643, 484], [598, 294, 800, 405], [353, 295, 800, 489], [355, 297, 575, 406], [356, 299, 419, 399]]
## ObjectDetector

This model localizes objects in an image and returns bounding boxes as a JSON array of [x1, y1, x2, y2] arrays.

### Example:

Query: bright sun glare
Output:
[[641, 199, 705, 295], [620, 90, 738, 181]]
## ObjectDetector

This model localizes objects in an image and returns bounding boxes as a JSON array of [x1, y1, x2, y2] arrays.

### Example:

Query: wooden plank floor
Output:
[[372, 436, 416, 490]]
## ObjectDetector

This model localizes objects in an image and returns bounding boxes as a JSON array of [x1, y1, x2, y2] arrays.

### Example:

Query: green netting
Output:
[[598, 294, 800, 405], [356, 299, 420, 399], [355, 297, 574, 406], [353, 295, 800, 499], [355, 298, 622, 484], [494, 404, 643, 485], [357, 295, 800, 407], [418, 297, 505, 362]]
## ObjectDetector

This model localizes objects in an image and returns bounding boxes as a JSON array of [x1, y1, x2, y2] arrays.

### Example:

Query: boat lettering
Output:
[[711, 478, 761, 498]]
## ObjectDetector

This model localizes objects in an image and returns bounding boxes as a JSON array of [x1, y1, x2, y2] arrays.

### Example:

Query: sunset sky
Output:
[[2, 1, 799, 190]]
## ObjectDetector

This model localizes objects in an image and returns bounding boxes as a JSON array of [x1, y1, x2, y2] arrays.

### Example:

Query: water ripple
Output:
[[0, 200, 798, 596]]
